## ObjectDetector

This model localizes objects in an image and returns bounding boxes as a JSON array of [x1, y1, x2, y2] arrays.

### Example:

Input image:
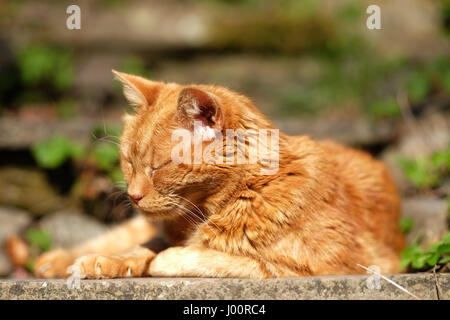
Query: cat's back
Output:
[[317, 139, 403, 251], [318, 139, 396, 192]]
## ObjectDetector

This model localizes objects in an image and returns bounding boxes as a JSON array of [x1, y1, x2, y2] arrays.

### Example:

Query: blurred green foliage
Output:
[[32, 135, 85, 169], [18, 44, 74, 93], [32, 123, 124, 187], [406, 70, 431, 104], [401, 232, 450, 271], [440, 0, 450, 34], [92, 142, 120, 171], [32, 136, 83, 169], [91, 124, 123, 183], [399, 217, 414, 234], [367, 99, 401, 119], [25, 228, 52, 252], [56, 99, 78, 119], [397, 147, 450, 190], [25, 259, 35, 273], [119, 55, 148, 77]]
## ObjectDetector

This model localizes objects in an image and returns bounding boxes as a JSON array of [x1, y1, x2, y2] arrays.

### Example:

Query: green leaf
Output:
[[31, 135, 85, 169], [437, 243, 450, 255], [429, 241, 443, 252], [25, 229, 52, 252], [411, 253, 430, 269], [400, 245, 422, 269], [439, 256, 450, 264], [396, 147, 448, 190], [442, 232, 450, 244], [25, 259, 35, 273], [427, 252, 440, 266]]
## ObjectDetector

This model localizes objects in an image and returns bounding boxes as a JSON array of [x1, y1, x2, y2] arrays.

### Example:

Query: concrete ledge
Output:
[[0, 273, 450, 300], [1, 274, 448, 300]]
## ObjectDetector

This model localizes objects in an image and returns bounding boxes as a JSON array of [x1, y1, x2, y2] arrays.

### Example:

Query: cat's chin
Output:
[[137, 206, 178, 219]]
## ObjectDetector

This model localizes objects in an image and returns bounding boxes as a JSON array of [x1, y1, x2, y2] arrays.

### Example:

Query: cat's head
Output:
[[114, 70, 275, 219]]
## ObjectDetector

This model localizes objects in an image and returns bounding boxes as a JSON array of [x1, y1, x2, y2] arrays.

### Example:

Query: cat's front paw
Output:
[[149, 246, 194, 277], [70, 248, 155, 279], [35, 249, 75, 278]]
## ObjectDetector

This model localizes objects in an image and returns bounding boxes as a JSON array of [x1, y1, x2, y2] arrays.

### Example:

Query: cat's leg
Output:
[[35, 215, 157, 278], [71, 245, 155, 279], [149, 246, 270, 279]]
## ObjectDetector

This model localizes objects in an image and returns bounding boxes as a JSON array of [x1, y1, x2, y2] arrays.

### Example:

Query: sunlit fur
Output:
[[35, 71, 405, 279], [117, 71, 405, 277]]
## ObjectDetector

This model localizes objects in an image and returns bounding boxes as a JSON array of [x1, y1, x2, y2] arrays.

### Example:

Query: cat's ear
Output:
[[112, 70, 161, 108], [177, 87, 223, 130]]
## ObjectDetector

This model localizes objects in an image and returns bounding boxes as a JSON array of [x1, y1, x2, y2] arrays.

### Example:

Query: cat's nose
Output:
[[129, 193, 144, 203]]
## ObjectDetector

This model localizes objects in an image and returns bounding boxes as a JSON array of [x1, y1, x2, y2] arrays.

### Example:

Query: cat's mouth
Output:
[[134, 202, 182, 219]]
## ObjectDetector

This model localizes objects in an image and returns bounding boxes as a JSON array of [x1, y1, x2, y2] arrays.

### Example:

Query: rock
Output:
[[1, 1, 208, 52], [0, 273, 445, 300], [437, 274, 450, 300], [0, 117, 102, 149], [0, 207, 32, 275], [381, 112, 450, 195], [38, 210, 107, 249], [381, 148, 415, 195], [0, 167, 68, 216], [273, 118, 395, 148], [402, 197, 449, 245], [395, 113, 450, 159]]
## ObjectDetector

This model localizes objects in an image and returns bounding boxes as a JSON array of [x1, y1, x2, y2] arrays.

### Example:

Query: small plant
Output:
[[397, 148, 450, 190], [25, 229, 52, 252], [32, 124, 124, 187], [401, 232, 450, 271], [31, 135, 85, 169], [18, 44, 74, 92]]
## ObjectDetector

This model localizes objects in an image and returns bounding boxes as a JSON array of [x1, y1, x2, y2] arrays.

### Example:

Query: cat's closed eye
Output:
[[145, 160, 172, 178]]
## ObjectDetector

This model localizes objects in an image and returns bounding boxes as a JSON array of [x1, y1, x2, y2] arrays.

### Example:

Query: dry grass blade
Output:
[[357, 264, 422, 300]]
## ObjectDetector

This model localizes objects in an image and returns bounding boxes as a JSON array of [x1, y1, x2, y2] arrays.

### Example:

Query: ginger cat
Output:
[[34, 70, 405, 279]]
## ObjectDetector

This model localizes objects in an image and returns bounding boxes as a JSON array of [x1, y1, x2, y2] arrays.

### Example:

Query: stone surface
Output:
[[402, 197, 449, 245], [0, 117, 101, 149], [0, 273, 447, 300], [0, 207, 32, 275], [39, 210, 107, 249], [0, 167, 68, 216], [437, 273, 450, 300]]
